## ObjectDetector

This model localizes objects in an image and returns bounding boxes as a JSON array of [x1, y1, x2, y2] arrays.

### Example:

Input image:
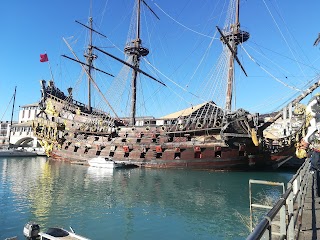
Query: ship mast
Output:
[[84, 17, 96, 112], [8, 86, 17, 148], [125, 0, 150, 126], [221, 0, 249, 111]]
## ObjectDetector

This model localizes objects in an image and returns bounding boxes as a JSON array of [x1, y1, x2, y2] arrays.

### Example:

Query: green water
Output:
[[0, 156, 294, 239]]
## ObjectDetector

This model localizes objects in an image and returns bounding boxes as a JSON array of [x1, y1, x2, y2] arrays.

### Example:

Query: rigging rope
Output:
[[223, 0, 236, 30], [105, 58, 131, 116], [189, 31, 218, 82], [240, 44, 302, 92], [0, 94, 14, 121], [142, 57, 224, 112], [245, 43, 292, 76], [262, 0, 306, 80], [212, 48, 230, 107], [126, 0, 137, 46], [151, 1, 217, 39]]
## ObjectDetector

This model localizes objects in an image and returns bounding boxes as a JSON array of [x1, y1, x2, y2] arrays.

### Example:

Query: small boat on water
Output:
[[0, 147, 46, 157], [0, 148, 38, 157], [88, 156, 125, 168], [23, 222, 90, 240]]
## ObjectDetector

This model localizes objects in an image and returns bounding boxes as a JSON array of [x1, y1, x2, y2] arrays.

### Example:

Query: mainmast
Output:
[[124, 0, 150, 126], [84, 17, 97, 112], [222, 0, 249, 111]]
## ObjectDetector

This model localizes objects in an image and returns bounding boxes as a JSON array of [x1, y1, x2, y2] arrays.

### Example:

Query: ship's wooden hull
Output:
[[46, 124, 264, 170], [50, 147, 250, 170], [33, 91, 289, 171]]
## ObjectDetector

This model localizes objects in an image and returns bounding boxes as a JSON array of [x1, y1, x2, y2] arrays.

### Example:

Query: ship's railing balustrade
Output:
[[247, 159, 310, 240]]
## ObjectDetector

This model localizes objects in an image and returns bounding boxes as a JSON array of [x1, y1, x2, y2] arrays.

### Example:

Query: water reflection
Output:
[[30, 160, 54, 221], [0, 157, 294, 240], [86, 166, 114, 182]]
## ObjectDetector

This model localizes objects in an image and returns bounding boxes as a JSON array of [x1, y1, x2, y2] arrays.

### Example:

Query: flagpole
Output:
[[45, 51, 54, 82], [40, 52, 54, 82], [47, 60, 54, 82]]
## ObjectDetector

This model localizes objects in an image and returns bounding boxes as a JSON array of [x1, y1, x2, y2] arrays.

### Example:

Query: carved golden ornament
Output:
[[45, 100, 59, 116], [295, 148, 307, 159], [63, 120, 69, 130], [305, 113, 312, 127], [251, 128, 259, 146], [293, 103, 306, 115], [39, 139, 53, 157], [76, 107, 81, 115]]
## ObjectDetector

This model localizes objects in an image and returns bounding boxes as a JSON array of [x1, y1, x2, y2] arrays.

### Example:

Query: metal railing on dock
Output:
[[249, 180, 285, 233], [247, 159, 310, 240]]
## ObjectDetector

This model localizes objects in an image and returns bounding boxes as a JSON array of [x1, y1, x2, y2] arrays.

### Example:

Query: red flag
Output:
[[40, 53, 49, 62]]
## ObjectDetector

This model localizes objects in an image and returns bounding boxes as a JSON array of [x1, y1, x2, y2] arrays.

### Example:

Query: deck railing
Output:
[[246, 158, 310, 240]]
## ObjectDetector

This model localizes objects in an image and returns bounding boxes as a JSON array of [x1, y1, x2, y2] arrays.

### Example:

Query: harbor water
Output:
[[0, 156, 294, 239]]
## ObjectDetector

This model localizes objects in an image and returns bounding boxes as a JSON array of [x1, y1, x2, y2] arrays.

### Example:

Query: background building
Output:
[[8, 103, 41, 148], [0, 121, 17, 145]]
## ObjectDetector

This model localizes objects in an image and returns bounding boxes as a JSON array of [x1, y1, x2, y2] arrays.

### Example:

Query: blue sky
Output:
[[1, 0, 320, 121]]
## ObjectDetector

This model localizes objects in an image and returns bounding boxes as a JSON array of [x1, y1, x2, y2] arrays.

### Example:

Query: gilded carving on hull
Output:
[[39, 140, 54, 157], [293, 103, 305, 115], [45, 100, 59, 117]]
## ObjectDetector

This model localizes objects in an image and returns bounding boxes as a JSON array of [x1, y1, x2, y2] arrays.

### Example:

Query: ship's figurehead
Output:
[[296, 94, 320, 158]]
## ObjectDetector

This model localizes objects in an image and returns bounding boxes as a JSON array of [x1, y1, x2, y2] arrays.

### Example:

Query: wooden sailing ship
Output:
[[32, 0, 318, 169]]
